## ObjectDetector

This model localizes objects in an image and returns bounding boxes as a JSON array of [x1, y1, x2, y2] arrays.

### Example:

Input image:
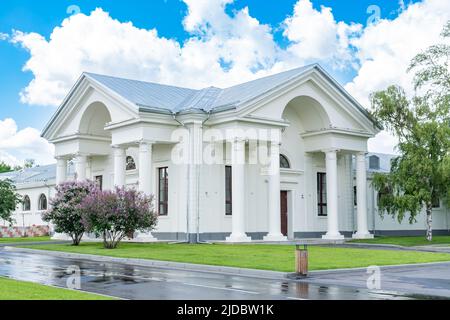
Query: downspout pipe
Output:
[[171, 113, 190, 244], [196, 112, 212, 244]]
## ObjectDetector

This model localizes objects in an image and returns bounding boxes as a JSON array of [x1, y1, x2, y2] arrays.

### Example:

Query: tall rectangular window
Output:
[[225, 166, 232, 216], [95, 175, 103, 191], [317, 172, 327, 216], [158, 167, 169, 216]]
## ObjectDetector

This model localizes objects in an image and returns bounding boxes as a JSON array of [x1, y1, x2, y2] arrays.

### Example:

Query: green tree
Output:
[[0, 162, 12, 173], [371, 21, 450, 241], [24, 159, 35, 169], [0, 179, 21, 225]]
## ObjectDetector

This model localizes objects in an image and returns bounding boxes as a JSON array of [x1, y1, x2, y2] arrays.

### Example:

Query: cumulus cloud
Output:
[[5, 0, 450, 155], [282, 0, 362, 69], [345, 0, 450, 106], [0, 118, 55, 166], [0, 33, 8, 40]]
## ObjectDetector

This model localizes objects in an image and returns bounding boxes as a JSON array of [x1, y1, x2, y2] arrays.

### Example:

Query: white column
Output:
[[135, 141, 156, 242], [322, 150, 344, 240], [187, 122, 203, 243], [113, 146, 126, 188], [226, 138, 251, 242], [74, 155, 87, 181], [264, 142, 287, 241], [56, 157, 67, 185], [138, 142, 153, 195], [353, 152, 374, 239]]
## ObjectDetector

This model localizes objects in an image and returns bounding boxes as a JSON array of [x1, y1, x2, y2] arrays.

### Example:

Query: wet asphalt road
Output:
[[0, 248, 432, 300]]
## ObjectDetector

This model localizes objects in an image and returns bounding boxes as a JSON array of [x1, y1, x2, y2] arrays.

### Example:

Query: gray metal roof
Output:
[[0, 163, 75, 185], [85, 64, 315, 114], [0, 164, 56, 184]]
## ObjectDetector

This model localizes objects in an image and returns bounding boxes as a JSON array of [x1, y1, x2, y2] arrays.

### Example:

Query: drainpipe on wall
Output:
[[196, 112, 212, 244], [172, 114, 190, 244]]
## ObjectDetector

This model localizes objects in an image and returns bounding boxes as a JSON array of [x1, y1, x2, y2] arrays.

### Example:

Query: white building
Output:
[[1, 64, 449, 240]]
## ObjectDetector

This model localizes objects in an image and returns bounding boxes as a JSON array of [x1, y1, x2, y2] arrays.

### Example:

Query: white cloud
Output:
[[5, 0, 450, 156], [282, 0, 362, 69], [345, 0, 450, 107], [10, 4, 281, 106], [0, 33, 8, 40], [0, 118, 55, 166], [368, 131, 399, 155]]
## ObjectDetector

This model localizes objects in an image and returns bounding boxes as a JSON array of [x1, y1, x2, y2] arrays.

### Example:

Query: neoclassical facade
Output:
[[32, 64, 385, 242], [2, 65, 449, 240]]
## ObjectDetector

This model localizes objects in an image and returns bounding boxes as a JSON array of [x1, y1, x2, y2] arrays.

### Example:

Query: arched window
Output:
[[369, 155, 380, 170], [38, 194, 47, 211], [280, 154, 291, 169], [23, 195, 31, 212], [126, 156, 136, 171]]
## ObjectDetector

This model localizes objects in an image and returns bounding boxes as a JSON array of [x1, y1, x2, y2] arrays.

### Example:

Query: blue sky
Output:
[[0, 0, 447, 165], [0, 0, 416, 130]]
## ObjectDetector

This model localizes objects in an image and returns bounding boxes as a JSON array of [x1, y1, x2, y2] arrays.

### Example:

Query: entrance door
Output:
[[280, 191, 288, 237]]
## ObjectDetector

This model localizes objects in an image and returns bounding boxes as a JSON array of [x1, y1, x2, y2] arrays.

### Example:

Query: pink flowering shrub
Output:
[[80, 187, 157, 249], [43, 180, 98, 245]]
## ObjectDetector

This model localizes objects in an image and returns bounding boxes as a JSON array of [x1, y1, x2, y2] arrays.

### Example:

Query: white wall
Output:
[[5, 185, 55, 228]]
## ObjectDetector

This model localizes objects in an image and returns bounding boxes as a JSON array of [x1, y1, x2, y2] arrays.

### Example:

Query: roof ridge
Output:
[[84, 72, 200, 92]]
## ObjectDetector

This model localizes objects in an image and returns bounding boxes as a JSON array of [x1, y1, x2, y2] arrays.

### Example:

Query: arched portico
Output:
[[280, 95, 373, 240], [226, 92, 374, 242]]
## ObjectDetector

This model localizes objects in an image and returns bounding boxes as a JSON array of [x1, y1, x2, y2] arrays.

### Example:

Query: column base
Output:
[[226, 233, 252, 243], [51, 233, 72, 241], [352, 232, 374, 239], [263, 234, 288, 242], [322, 233, 345, 240], [133, 232, 157, 243]]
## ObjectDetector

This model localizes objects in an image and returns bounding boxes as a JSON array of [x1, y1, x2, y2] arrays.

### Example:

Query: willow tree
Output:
[[371, 21, 450, 241]]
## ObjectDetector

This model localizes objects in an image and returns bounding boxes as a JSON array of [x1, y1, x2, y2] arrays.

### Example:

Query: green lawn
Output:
[[21, 242, 450, 272], [0, 277, 114, 300], [0, 236, 51, 243], [350, 236, 450, 247]]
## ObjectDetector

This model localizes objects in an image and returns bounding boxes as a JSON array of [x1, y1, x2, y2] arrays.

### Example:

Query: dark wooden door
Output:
[[280, 191, 288, 237]]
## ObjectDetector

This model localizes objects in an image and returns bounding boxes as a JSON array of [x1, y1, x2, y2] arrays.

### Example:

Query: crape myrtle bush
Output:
[[79, 187, 157, 249], [43, 180, 97, 245], [43, 181, 158, 248]]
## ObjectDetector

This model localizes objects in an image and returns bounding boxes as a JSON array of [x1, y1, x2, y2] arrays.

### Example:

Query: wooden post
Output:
[[295, 245, 308, 276]]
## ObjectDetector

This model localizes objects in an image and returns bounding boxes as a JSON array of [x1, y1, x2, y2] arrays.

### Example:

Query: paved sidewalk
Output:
[[0, 247, 428, 300], [340, 242, 450, 253], [300, 262, 450, 298]]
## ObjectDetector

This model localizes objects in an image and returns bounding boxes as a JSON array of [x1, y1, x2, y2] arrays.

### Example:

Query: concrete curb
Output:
[[0, 241, 70, 247], [4, 246, 290, 281]]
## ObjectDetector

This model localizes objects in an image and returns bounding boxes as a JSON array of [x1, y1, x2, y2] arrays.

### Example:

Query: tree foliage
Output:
[[43, 181, 97, 245], [371, 21, 450, 241], [0, 179, 21, 225], [0, 162, 13, 174], [80, 187, 157, 249]]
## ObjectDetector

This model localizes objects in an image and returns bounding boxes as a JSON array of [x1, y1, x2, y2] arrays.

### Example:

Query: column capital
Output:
[[137, 140, 156, 146], [112, 145, 126, 156], [74, 154, 89, 162], [138, 141, 154, 153], [321, 148, 340, 154], [355, 151, 368, 157]]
